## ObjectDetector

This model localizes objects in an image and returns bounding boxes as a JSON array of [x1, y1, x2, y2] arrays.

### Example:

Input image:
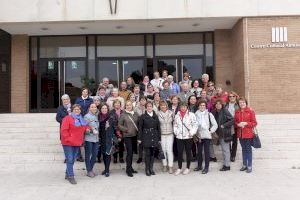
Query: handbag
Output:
[[193, 132, 201, 143], [157, 142, 165, 160], [208, 113, 219, 145], [223, 128, 233, 143], [251, 127, 261, 148]]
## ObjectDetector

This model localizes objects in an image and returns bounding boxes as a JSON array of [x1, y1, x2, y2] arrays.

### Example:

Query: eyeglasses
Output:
[[229, 96, 236, 98], [208, 85, 214, 87]]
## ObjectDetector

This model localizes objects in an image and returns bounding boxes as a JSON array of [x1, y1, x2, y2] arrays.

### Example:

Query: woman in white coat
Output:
[[173, 102, 198, 176], [194, 100, 218, 174]]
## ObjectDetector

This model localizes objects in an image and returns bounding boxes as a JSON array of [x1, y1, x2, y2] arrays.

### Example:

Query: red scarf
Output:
[[179, 110, 187, 119]]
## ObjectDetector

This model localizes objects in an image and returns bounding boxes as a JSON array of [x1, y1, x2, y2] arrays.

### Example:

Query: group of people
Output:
[[56, 71, 257, 185]]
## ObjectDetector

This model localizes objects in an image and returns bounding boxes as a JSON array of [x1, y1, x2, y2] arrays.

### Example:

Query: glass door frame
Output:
[[96, 56, 146, 88], [154, 55, 204, 83], [37, 57, 87, 112]]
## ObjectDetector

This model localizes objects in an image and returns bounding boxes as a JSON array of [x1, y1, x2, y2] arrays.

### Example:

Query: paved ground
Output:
[[1, 160, 300, 200]]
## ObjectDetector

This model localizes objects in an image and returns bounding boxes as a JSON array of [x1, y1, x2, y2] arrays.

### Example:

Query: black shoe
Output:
[[194, 166, 203, 171], [209, 157, 217, 162], [113, 157, 118, 163], [131, 169, 138, 174], [146, 170, 151, 176], [120, 158, 125, 163], [202, 169, 208, 174], [97, 157, 102, 163], [77, 157, 84, 162], [240, 166, 247, 171], [150, 169, 156, 175], [105, 172, 110, 177], [230, 157, 236, 162], [220, 166, 230, 171], [191, 157, 197, 162], [126, 170, 133, 177], [101, 170, 106, 175], [137, 158, 143, 164]]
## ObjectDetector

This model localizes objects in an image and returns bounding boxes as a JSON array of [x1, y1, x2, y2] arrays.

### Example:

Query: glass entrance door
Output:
[[181, 58, 204, 81], [157, 58, 178, 82], [98, 58, 144, 88], [39, 59, 86, 111]]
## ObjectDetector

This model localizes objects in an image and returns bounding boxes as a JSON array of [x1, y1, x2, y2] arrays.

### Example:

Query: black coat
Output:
[[138, 112, 161, 148], [212, 108, 234, 142], [56, 105, 69, 125]]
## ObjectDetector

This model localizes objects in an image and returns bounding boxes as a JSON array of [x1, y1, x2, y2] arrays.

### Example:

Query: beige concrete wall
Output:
[[11, 35, 29, 112]]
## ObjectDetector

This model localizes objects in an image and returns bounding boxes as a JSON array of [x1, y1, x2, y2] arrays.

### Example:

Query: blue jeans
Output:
[[84, 141, 99, 172], [63, 145, 80, 177], [239, 138, 252, 168]]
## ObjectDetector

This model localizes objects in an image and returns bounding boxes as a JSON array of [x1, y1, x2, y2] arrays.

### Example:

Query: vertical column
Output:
[[11, 35, 29, 113]]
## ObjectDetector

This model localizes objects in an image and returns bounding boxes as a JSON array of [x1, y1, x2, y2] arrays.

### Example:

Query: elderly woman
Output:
[[194, 100, 218, 174], [56, 94, 71, 129], [234, 97, 257, 173], [61, 104, 89, 184], [212, 99, 234, 172], [138, 101, 161, 176], [118, 100, 139, 177], [173, 102, 198, 176], [158, 101, 174, 174], [167, 75, 180, 95], [106, 88, 125, 110], [84, 103, 99, 178]]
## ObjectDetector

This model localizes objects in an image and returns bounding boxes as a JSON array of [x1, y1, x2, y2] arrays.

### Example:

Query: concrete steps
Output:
[[0, 113, 300, 171]]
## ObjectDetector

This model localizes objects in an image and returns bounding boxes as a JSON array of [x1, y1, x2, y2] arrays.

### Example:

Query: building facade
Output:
[[0, 0, 300, 113]]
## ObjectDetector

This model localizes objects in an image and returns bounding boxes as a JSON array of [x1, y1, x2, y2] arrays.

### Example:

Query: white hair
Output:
[[202, 74, 209, 79], [102, 77, 109, 82], [61, 94, 70, 100]]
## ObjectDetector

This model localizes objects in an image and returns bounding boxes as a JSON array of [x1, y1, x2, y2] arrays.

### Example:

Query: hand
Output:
[[237, 122, 244, 128], [105, 121, 110, 129], [93, 129, 99, 135], [242, 122, 248, 126], [138, 140, 142, 144], [118, 138, 122, 142], [220, 125, 224, 129]]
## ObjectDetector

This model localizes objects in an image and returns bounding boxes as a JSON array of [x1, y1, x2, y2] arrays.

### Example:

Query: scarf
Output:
[[99, 113, 109, 123], [179, 110, 187, 119], [71, 113, 87, 127], [63, 103, 71, 115]]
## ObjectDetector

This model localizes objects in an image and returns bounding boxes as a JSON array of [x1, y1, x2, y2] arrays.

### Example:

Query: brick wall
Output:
[[214, 30, 234, 92], [11, 35, 29, 112], [246, 17, 300, 113]]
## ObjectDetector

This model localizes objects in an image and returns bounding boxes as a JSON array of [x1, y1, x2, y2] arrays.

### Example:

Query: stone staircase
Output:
[[0, 113, 300, 171]]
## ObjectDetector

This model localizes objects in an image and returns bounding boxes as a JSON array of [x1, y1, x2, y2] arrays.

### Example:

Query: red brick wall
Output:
[[11, 35, 29, 112]]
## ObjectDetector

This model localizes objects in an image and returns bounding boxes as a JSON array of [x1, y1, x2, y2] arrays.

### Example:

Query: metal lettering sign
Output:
[[109, 0, 118, 15]]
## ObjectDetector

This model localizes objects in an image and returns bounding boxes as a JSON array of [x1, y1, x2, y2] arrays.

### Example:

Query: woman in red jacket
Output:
[[61, 104, 89, 184], [234, 97, 257, 173]]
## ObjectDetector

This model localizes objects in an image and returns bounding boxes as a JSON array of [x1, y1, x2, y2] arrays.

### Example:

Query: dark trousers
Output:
[[113, 138, 124, 160], [138, 143, 143, 159], [197, 139, 210, 170], [144, 147, 155, 172], [177, 138, 193, 169], [103, 154, 111, 173], [192, 142, 197, 158], [84, 141, 99, 172], [173, 136, 178, 158], [230, 133, 238, 159], [124, 137, 135, 171]]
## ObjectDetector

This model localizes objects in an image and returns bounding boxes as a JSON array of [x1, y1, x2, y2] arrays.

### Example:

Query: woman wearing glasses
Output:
[[225, 91, 240, 162]]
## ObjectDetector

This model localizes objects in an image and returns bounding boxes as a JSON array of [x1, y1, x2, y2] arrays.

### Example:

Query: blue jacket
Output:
[[75, 96, 93, 116]]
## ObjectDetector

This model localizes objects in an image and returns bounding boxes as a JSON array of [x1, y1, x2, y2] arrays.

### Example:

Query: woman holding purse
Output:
[[234, 97, 257, 173]]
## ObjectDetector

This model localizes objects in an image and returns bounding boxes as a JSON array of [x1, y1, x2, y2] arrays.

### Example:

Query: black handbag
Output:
[[251, 127, 261, 149], [157, 143, 165, 160], [223, 128, 233, 143]]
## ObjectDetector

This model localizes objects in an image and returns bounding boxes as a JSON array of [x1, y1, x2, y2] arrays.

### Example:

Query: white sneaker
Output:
[[182, 168, 190, 175], [174, 169, 182, 176]]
